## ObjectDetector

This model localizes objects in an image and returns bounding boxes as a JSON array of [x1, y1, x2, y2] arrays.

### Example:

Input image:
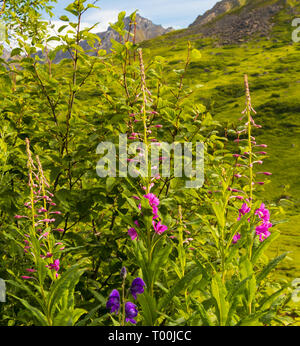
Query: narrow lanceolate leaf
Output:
[[211, 274, 229, 326], [8, 294, 48, 326], [47, 264, 85, 320], [251, 231, 280, 265], [256, 253, 288, 284], [190, 298, 213, 326], [138, 289, 157, 326], [259, 284, 289, 311], [212, 201, 225, 229], [158, 266, 202, 311]]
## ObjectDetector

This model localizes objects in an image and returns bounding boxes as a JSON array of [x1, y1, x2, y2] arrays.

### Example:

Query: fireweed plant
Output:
[[0, 0, 297, 326], [6, 139, 87, 325]]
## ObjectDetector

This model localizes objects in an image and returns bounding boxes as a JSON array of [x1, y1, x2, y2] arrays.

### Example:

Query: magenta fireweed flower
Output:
[[152, 220, 168, 235], [25, 268, 37, 273], [143, 193, 159, 207], [232, 233, 241, 244], [125, 302, 138, 324], [237, 203, 251, 221], [38, 208, 47, 213], [130, 278, 146, 300], [256, 172, 272, 176], [38, 232, 49, 240], [14, 215, 28, 219], [128, 227, 138, 240], [152, 205, 159, 219], [255, 221, 272, 242], [21, 276, 34, 280], [255, 203, 270, 222], [48, 259, 60, 272], [229, 196, 244, 200], [106, 289, 120, 314], [255, 144, 268, 148], [256, 151, 267, 155]]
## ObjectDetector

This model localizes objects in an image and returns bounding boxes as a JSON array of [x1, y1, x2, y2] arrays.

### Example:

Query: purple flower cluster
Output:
[[106, 276, 145, 324]]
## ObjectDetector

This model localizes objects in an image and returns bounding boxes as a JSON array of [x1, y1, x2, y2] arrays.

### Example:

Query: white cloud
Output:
[[83, 9, 120, 30]]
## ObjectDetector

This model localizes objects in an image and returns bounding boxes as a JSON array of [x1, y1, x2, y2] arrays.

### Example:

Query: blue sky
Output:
[[45, 0, 219, 31]]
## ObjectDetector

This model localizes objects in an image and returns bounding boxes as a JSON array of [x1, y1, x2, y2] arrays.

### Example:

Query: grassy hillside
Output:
[[140, 15, 300, 277]]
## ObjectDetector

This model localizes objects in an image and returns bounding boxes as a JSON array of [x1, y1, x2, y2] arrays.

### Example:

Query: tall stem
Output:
[[244, 75, 253, 206]]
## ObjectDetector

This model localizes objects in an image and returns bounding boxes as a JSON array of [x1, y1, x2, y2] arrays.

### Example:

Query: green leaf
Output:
[[211, 274, 229, 326], [9, 294, 48, 326], [158, 266, 202, 311], [47, 264, 85, 319], [137, 289, 157, 326], [256, 253, 288, 284], [251, 231, 280, 265], [59, 15, 70, 22], [212, 201, 225, 229]]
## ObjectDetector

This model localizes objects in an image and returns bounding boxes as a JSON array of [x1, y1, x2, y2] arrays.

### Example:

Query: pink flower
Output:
[[143, 193, 159, 207], [14, 215, 28, 219], [128, 227, 138, 240], [21, 276, 34, 280], [48, 259, 60, 272], [255, 221, 272, 242], [256, 151, 267, 155], [152, 205, 159, 219], [232, 233, 241, 244], [255, 203, 270, 222], [152, 221, 168, 235], [230, 195, 244, 200], [38, 208, 47, 213], [38, 232, 49, 240], [237, 203, 251, 221], [256, 172, 272, 176]]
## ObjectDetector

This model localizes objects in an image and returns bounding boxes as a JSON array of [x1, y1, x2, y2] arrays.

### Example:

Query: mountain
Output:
[[186, 0, 300, 44], [52, 14, 173, 63]]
